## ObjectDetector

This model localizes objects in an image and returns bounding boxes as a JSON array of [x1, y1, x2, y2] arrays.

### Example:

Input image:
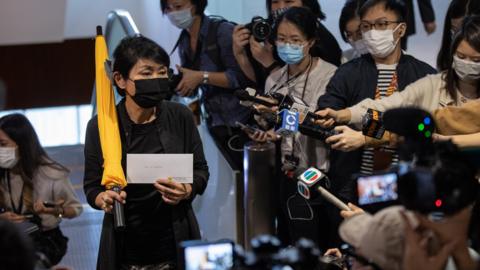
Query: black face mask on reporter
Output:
[[131, 78, 171, 108]]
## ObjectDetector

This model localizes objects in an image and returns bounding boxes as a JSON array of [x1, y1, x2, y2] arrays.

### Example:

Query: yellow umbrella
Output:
[[95, 26, 127, 190]]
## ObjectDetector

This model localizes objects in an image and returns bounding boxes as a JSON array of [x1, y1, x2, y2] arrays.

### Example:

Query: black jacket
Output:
[[317, 54, 436, 201], [83, 100, 209, 270], [405, 0, 435, 36]]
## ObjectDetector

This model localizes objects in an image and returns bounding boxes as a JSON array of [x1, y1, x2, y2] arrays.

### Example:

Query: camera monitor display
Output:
[[357, 173, 398, 206], [183, 241, 234, 270]]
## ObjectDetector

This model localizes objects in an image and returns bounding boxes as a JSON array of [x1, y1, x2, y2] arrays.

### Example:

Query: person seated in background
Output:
[[84, 35, 209, 270], [338, 142, 479, 270], [437, 0, 480, 71], [314, 0, 436, 247], [339, 0, 368, 63], [248, 7, 337, 250], [0, 114, 82, 266], [317, 15, 480, 150], [232, 0, 342, 90], [161, 0, 251, 170]]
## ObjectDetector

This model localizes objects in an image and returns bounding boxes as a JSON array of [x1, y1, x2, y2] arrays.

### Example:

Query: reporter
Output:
[[83, 36, 209, 270], [317, 15, 480, 150], [250, 7, 337, 249], [232, 0, 341, 89], [340, 0, 368, 63], [0, 114, 82, 265], [161, 0, 251, 169]]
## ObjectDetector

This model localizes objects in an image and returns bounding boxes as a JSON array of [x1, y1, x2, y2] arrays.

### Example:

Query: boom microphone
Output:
[[296, 167, 351, 211]]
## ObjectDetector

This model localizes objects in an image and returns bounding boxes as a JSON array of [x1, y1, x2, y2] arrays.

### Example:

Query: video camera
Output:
[[357, 107, 479, 216], [181, 235, 346, 270], [245, 16, 273, 42]]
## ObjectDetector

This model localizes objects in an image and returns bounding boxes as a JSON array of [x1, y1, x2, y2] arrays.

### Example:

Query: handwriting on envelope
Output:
[[126, 154, 193, 184]]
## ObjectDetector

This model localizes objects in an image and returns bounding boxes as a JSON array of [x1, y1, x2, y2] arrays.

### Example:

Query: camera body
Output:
[[245, 16, 272, 42], [181, 236, 346, 270]]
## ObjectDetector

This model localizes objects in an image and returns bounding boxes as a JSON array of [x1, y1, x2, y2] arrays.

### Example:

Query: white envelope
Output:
[[126, 154, 193, 184]]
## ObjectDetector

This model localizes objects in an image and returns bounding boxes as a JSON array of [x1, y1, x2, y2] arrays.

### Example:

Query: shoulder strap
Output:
[[205, 16, 235, 70]]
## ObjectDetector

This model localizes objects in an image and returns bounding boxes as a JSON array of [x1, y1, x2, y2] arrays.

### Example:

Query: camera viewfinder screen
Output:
[[357, 173, 398, 205], [185, 242, 234, 270]]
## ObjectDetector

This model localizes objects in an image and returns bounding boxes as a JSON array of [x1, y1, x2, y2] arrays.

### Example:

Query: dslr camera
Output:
[[245, 16, 272, 42]]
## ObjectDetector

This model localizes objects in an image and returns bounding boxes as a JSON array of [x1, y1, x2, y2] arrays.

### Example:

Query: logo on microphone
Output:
[[299, 168, 324, 186], [276, 109, 299, 136], [297, 181, 311, 200]]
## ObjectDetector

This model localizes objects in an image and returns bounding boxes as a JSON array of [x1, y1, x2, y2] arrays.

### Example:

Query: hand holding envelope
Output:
[[127, 154, 194, 205]]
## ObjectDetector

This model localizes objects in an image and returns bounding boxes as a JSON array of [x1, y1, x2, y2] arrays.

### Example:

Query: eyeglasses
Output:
[[360, 20, 402, 32], [275, 40, 307, 48]]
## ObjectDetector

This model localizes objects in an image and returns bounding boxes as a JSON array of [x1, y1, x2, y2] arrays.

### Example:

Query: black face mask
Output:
[[132, 78, 171, 108]]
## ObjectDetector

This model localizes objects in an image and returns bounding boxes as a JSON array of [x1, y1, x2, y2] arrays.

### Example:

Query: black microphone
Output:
[[111, 185, 126, 231], [234, 89, 279, 107], [383, 107, 436, 139], [362, 108, 385, 139], [296, 167, 351, 211]]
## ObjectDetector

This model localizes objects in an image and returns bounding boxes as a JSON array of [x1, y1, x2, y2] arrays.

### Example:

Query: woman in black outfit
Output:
[[83, 36, 209, 270]]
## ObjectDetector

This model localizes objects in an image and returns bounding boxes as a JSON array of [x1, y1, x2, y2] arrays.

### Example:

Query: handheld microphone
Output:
[[111, 185, 126, 230], [362, 108, 385, 139], [276, 109, 300, 136], [297, 168, 351, 211], [234, 89, 279, 107]]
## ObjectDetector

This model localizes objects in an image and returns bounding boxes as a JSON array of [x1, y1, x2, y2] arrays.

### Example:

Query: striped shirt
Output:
[[360, 64, 399, 175]]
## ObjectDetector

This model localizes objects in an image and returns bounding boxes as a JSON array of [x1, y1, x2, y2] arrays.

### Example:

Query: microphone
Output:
[[111, 185, 126, 230], [383, 107, 435, 139], [296, 167, 351, 211], [362, 108, 385, 139], [234, 89, 279, 107], [276, 109, 300, 136]]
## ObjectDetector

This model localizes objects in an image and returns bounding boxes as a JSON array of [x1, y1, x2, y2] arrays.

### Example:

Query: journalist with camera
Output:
[[232, 0, 342, 91]]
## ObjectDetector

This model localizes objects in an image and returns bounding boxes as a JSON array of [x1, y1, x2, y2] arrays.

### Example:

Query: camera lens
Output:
[[252, 21, 271, 42]]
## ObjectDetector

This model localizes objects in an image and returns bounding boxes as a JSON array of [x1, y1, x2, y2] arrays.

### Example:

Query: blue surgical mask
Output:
[[167, 8, 194, 29], [277, 43, 305, 65]]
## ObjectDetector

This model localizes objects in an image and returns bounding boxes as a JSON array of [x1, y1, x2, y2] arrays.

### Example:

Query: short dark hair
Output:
[[265, 0, 326, 21], [160, 0, 207, 15], [275, 7, 318, 43], [445, 15, 480, 101], [359, 0, 406, 22], [339, 0, 365, 42], [112, 35, 170, 96]]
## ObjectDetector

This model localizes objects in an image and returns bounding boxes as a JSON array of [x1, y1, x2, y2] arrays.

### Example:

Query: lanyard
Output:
[[375, 71, 398, 99], [5, 170, 24, 214], [288, 56, 314, 158], [268, 56, 313, 98]]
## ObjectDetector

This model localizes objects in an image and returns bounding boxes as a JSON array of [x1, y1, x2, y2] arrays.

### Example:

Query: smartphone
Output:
[[235, 121, 263, 135], [357, 172, 398, 206], [181, 240, 235, 270], [43, 201, 56, 208]]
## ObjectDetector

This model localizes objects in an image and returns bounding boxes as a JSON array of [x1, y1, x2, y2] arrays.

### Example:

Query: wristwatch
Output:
[[202, 72, 209, 84]]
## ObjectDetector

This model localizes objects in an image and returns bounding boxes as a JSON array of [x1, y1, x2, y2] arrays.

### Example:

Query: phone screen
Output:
[[357, 173, 398, 205], [184, 242, 234, 270]]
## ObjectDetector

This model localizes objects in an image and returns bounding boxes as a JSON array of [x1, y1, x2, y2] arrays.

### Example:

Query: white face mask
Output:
[[350, 39, 369, 56], [452, 55, 480, 82], [362, 24, 402, 58], [0, 147, 19, 169], [167, 7, 194, 29]]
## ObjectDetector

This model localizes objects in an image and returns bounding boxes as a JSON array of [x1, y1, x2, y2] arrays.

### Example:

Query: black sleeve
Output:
[[83, 117, 104, 210], [312, 22, 342, 67], [317, 67, 351, 110], [184, 108, 209, 198], [417, 0, 435, 23]]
